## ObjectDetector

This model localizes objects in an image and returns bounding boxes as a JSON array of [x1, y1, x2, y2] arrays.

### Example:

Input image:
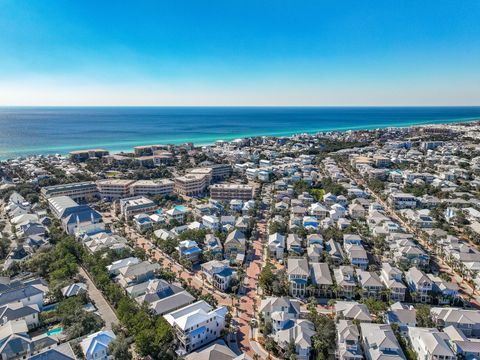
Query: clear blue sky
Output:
[[0, 0, 479, 106]]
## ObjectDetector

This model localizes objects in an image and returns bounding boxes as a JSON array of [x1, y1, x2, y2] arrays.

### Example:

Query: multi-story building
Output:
[[287, 258, 309, 297], [405, 266, 432, 303], [360, 323, 406, 360], [176, 240, 202, 264], [344, 244, 369, 270], [427, 274, 459, 304], [310, 262, 333, 297], [174, 174, 208, 196], [41, 181, 98, 201], [373, 155, 391, 168], [48, 196, 103, 235], [164, 300, 227, 355], [337, 320, 363, 360], [335, 301, 372, 322], [133, 144, 168, 157], [408, 327, 455, 360], [116, 260, 160, 288], [209, 164, 232, 180], [201, 260, 235, 291], [97, 179, 136, 200], [386, 302, 416, 336], [388, 193, 417, 210], [189, 168, 213, 184], [431, 307, 480, 337], [268, 233, 285, 260], [130, 179, 174, 197], [209, 184, 254, 202], [0, 278, 47, 311], [80, 330, 116, 360], [259, 296, 301, 332], [224, 229, 246, 261], [153, 151, 174, 166], [380, 263, 406, 302], [334, 266, 356, 300], [97, 179, 175, 200], [355, 270, 385, 299], [69, 149, 109, 162], [118, 196, 156, 219]]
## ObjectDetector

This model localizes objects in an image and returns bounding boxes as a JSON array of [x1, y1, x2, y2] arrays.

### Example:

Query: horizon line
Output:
[[1, 104, 480, 108]]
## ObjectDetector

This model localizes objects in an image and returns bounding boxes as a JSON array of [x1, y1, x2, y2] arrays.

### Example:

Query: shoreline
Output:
[[1, 116, 479, 161]]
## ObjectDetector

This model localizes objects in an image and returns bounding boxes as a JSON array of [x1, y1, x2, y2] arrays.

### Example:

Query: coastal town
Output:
[[3, 121, 480, 360]]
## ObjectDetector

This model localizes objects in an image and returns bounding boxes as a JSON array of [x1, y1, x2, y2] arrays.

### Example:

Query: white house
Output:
[[164, 300, 227, 355], [408, 327, 456, 360], [268, 233, 285, 260], [360, 323, 406, 360], [80, 330, 116, 360]]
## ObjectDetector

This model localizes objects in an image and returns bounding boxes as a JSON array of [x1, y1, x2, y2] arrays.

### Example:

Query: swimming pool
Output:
[[42, 304, 58, 312], [47, 327, 63, 336]]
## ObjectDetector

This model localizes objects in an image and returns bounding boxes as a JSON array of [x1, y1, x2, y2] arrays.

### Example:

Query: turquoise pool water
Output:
[[175, 205, 187, 211], [47, 327, 63, 336]]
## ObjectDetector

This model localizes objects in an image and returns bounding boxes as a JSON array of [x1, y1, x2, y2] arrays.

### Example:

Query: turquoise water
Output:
[[47, 327, 63, 336], [0, 106, 479, 159], [175, 205, 187, 211]]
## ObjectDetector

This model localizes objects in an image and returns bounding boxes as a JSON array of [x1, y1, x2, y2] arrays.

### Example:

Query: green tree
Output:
[[307, 306, 336, 358], [416, 304, 434, 327]]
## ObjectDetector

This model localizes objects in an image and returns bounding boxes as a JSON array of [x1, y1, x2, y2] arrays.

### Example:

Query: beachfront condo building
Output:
[[153, 151, 174, 166], [174, 174, 208, 196], [69, 148, 109, 162], [41, 181, 98, 202], [134, 144, 168, 157], [97, 179, 136, 200], [209, 184, 254, 202]]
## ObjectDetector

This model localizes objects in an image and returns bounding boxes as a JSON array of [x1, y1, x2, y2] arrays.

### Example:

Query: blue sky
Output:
[[0, 0, 479, 105]]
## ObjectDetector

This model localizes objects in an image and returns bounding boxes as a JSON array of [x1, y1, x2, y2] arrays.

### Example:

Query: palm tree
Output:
[[307, 284, 316, 297], [381, 288, 392, 302], [333, 284, 342, 299]]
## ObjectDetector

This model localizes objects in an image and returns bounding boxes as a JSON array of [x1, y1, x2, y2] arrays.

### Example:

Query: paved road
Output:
[[236, 230, 262, 356], [124, 226, 230, 305], [79, 267, 119, 330], [124, 223, 277, 358]]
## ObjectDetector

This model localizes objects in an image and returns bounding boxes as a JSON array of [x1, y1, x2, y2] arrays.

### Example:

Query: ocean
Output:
[[0, 106, 480, 159]]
